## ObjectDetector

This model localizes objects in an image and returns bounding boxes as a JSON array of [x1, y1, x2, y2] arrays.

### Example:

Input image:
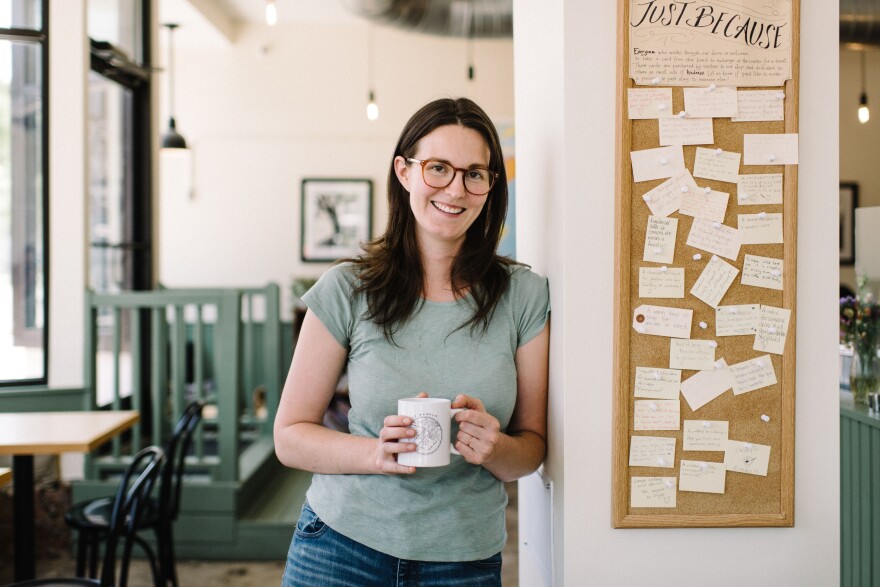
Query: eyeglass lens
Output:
[[421, 160, 494, 195]]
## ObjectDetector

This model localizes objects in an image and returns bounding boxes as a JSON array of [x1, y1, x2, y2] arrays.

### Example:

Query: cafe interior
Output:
[[0, 0, 849, 585]]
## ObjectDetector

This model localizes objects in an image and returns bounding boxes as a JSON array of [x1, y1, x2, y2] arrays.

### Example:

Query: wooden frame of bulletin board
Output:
[[613, 0, 799, 528]]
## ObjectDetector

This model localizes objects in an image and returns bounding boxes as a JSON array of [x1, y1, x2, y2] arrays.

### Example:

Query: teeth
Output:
[[432, 201, 464, 215]]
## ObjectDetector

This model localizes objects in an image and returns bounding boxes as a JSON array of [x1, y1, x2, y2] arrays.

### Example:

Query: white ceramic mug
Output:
[[397, 397, 464, 467]]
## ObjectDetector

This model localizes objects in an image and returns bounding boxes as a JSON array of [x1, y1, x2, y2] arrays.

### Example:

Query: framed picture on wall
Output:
[[301, 178, 373, 262], [840, 182, 858, 265]]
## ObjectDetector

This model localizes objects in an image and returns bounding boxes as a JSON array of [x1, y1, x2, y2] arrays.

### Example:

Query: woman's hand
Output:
[[452, 394, 502, 466], [373, 391, 429, 475]]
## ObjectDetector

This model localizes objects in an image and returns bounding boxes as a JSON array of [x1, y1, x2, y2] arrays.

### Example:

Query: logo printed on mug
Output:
[[410, 413, 443, 455], [397, 397, 465, 467]]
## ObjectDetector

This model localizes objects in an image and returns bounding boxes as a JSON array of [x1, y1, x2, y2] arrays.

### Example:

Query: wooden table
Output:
[[0, 410, 139, 581]]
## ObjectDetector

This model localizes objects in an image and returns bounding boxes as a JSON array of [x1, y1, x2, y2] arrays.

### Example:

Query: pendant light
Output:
[[162, 23, 187, 149], [366, 25, 379, 121], [859, 51, 870, 124], [266, 0, 278, 26]]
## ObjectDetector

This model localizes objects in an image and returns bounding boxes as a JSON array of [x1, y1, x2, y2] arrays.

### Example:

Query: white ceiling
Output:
[[158, 0, 363, 46]]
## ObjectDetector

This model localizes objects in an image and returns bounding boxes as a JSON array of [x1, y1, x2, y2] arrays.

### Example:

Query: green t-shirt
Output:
[[301, 262, 550, 562]]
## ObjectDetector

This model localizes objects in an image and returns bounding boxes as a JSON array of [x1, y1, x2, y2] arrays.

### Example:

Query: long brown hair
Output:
[[348, 97, 513, 341]]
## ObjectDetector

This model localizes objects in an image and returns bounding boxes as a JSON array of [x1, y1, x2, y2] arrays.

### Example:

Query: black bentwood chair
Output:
[[9, 445, 165, 587], [64, 401, 204, 587]]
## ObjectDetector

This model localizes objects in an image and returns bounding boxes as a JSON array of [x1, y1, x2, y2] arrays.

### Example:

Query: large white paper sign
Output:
[[628, 0, 793, 87]]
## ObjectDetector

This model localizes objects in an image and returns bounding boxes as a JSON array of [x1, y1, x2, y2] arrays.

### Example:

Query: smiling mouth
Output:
[[432, 201, 465, 215]]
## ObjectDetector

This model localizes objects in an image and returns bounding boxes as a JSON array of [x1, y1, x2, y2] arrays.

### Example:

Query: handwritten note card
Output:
[[739, 213, 783, 245], [634, 399, 681, 431], [643, 216, 678, 264], [669, 338, 716, 371], [743, 133, 799, 165], [639, 267, 685, 298], [715, 304, 760, 337], [631, 477, 677, 508], [642, 170, 696, 217], [686, 218, 741, 262], [741, 254, 783, 290], [724, 440, 771, 476], [629, 436, 677, 468], [738, 173, 783, 205], [754, 305, 791, 355], [730, 355, 777, 395], [680, 359, 734, 412], [628, 87, 674, 119], [690, 255, 739, 309], [693, 147, 741, 184], [634, 366, 682, 399], [679, 460, 726, 494], [631, 146, 686, 182], [731, 90, 785, 122], [683, 86, 738, 118], [683, 420, 729, 451], [659, 117, 714, 146], [679, 188, 729, 223], [633, 304, 693, 338]]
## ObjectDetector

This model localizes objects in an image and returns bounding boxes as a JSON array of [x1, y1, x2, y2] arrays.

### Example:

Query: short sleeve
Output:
[[301, 264, 358, 349], [510, 266, 551, 347]]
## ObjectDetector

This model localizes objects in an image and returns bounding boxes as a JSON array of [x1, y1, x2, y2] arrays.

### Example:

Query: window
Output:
[[0, 0, 47, 384]]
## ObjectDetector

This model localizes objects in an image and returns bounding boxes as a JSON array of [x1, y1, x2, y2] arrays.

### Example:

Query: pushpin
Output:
[[659, 157, 668, 165], [649, 403, 658, 411], [651, 76, 662, 85], [665, 480, 675, 489], [730, 307, 739, 314], [776, 91, 785, 100], [660, 265, 669, 272], [768, 327, 777, 334], [643, 194, 653, 202], [702, 421, 711, 428], [658, 103, 667, 110], [758, 211, 767, 218], [744, 442, 753, 449], [693, 253, 702, 260], [678, 110, 687, 118], [715, 148, 723, 155], [652, 370, 661, 380], [704, 186, 712, 194], [709, 341, 718, 348], [700, 462, 709, 470], [657, 458, 667, 466], [712, 221, 721, 228], [708, 83, 717, 91], [761, 414, 771, 422], [739, 193, 749, 201], [681, 185, 689, 193], [699, 321, 708, 329], [767, 154, 776, 162], [653, 246, 663, 254], [636, 325, 647, 334], [771, 269, 781, 276]]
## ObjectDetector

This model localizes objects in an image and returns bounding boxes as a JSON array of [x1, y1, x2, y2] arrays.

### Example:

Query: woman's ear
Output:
[[394, 156, 411, 191]]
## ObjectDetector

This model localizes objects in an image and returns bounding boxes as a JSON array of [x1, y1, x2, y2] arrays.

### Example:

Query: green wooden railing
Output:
[[840, 389, 880, 586], [82, 284, 282, 484]]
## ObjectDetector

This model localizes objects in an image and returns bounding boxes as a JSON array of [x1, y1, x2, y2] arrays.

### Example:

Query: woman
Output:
[[274, 97, 550, 586]]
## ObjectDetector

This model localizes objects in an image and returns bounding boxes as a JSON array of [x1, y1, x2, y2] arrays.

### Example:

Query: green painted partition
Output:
[[841, 390, 880, 586]]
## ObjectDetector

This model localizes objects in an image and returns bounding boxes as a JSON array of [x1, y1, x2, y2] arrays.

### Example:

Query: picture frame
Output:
[[840, 182, 858, 265], [301, 178, 373, 262]]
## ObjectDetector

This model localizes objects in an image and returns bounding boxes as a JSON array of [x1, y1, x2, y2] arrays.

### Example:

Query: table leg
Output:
[[12, 454, 35, 581]]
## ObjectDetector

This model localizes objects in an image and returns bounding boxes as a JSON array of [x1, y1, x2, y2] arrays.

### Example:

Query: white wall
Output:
[[514, 1, 840, 584], [158, 15, 514, 316]]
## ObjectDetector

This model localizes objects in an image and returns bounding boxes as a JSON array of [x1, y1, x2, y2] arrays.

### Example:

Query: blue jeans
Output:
[[282, 501, 503, 587]]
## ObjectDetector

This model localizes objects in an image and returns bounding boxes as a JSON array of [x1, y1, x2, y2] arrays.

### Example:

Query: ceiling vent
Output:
[[340, 0, 513, 38]]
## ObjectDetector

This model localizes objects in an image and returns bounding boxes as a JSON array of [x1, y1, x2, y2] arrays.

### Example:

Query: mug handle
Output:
[[450, 408, 466, 455]]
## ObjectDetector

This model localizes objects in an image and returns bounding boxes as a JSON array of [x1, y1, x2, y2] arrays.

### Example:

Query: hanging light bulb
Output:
[[162, 23, 187, 149], [365, 25, 378, 120], [366, 91, 379, 121], [266, 0, 278, 26], [860, 51, 870, 124]]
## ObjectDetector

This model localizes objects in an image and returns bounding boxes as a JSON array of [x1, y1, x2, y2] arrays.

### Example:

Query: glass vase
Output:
[[850, 345, 880, 406]]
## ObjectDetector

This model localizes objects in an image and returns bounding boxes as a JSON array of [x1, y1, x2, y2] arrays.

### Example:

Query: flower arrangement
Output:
[[840, 291, 880, 404]]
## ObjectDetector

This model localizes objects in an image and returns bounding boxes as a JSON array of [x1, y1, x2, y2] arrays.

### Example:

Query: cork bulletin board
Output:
[[612, 0, 799, 528]]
